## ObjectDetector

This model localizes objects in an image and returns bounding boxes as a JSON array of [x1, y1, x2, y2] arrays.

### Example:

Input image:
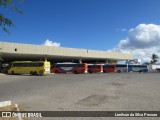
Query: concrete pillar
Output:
[[105, 59, 109, 64], [79, 58, 82, 63], [96, 60, 99, 64], [44, 55, 47, 62], [71, 59, 74, 63], [126, 60, 129, 72]]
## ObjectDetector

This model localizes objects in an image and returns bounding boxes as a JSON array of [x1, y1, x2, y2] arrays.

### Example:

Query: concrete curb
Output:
[[0, 100, 11, 107]]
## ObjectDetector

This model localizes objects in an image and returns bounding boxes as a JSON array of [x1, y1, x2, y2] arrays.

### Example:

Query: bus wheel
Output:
[[30, 71, 33, 75], [117, 70, 121, 73], [139, 70, 142, 73], [74, 70, 78, 74], [33, 71, 37, 75], [11, 71, 14, 75]]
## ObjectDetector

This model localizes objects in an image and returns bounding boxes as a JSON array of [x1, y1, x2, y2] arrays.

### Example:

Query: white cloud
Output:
[[111, 24, 160, 62], [42, 39, 60, 47]]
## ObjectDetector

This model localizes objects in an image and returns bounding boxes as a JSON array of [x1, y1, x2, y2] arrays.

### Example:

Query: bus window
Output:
[[13, 63, 26, 67]]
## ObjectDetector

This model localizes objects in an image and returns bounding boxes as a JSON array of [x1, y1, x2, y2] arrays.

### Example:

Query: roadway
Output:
[[0, 73, 160, 120]]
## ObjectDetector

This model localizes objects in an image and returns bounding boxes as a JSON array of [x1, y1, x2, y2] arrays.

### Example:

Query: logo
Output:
[[2, 112, 11, 117]]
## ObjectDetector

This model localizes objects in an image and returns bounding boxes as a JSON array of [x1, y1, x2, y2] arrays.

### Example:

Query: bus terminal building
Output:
[[0, 42, 133, 66]]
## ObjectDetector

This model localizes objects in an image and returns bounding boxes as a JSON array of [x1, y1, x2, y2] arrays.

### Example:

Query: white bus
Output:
[[115, 64, 148, 73]]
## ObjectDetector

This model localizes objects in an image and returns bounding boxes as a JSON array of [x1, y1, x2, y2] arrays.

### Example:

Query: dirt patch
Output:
[[77, 95, 107, 106], [111, 82, 125, 86]]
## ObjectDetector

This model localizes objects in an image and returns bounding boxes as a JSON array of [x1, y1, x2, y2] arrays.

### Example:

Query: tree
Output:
[[0, 0, 23, 34], [150, 54, 159, 64]]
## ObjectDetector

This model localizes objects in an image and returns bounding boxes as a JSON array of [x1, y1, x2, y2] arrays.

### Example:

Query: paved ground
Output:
[[0, 73, 160, 120]]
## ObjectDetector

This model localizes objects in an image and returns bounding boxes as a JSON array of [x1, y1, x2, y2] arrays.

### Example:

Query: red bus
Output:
[[88, 64, 103, 73], [103, 64, 115, 73], [51, 63, 88, 74]]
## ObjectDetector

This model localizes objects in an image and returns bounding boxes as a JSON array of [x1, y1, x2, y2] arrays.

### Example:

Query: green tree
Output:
[[0, 0, 23, 34], [150, 54, 159, 64]]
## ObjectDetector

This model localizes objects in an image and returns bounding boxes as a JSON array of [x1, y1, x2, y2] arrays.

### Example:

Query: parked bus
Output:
[[115, 64, 148, 73], [51, 63, 88, 74], [7, 61, 50, 76], [103, 64, 115, 73], [88, 64, 103, 73], [128, 65, 148, 73], [115, 64, 127, 73], [102, 64, 148, 73]]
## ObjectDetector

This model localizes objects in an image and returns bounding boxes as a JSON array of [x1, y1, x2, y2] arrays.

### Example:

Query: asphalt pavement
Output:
[[0, 73, 160, 120]]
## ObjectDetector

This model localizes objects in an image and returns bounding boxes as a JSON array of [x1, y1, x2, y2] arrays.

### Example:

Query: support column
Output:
[[44, 55, 47, 62], [71, 59, 74, 63], [105, 59, 109, 64], [126, 60, 129, 72], [79, 58, 82, 63]]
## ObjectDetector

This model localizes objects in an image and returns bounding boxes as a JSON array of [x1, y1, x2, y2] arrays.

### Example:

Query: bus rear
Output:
[[43, 62, 51, 74]]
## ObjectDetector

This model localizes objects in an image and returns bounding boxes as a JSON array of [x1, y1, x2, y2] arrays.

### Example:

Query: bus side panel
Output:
[[60, 67, 76, 73], [88, 65, 102, 73], [103, 65, 115, 73], [53, 66, 76, 73], [106, 68, 115, 73], [51, 63, 87, 74], [124, 65, 148, 73], [8, 67, 22, 74], [74, 64, 86, 74]]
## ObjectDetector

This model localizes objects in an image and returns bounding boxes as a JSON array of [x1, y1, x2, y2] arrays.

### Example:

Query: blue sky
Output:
[[1, 0, 160, 61]]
